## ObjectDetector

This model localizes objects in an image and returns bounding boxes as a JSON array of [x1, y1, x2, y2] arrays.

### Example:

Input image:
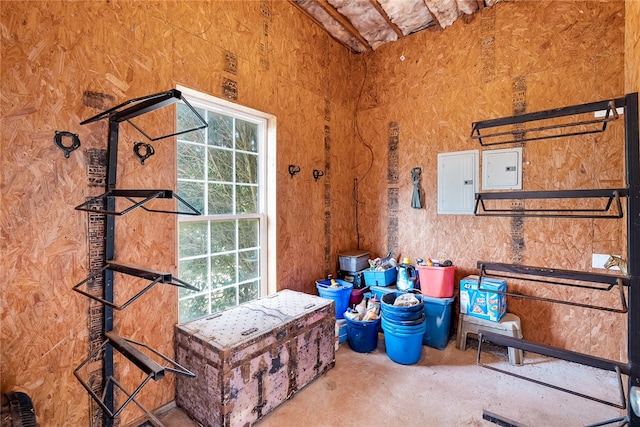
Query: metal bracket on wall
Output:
[[75, 189, 201, 216], [473, 189, 628, 219], [54, 131, 81, 158], [73, 262, 199, 310], [288, 164, 300, 177], [74, 331, 195, 424], [470, 99, 619, 146], [476, 261, 629, 313], [477, 330, 628, 409], [133, 142, 155, 165], [80, 89, 207, 141]]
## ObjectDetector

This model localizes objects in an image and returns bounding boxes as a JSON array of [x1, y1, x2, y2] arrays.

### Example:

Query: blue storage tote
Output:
[[422, 295, 455, 350], [316, 279, 353, 319], [363, 268, 397, 286]]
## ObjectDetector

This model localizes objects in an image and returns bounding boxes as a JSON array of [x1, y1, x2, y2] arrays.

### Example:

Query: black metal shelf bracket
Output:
[[75, 189, 201, 216], [74, 331, 194, 423], [477, 331, 628, 409], [477, 262, 629, 313], [73, 262, 199, 310], [80, 89, 207, 141], [470, 99, 620, 146], [474, 189, 628, 218]]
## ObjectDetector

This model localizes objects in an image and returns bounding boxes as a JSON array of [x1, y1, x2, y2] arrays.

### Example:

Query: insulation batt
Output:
[[327, 0, 398, 49], [297, 0, 366, 52], [424, 0, 462, 28], [378, 0, 435, 36]]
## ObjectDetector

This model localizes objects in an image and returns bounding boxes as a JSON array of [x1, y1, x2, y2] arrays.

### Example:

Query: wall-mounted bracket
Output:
[[470, 99, 620, 146], [477, 261, 629, 313], [288, 164, 300, 177], [75, 189, 201, 216], [477, 331, 628, 409], [54, 131, 81, 158], [80, 89, 207, 142], [73, 262, 199, 310], [74, 331, 195, 423], [474, 189, 627, 219]]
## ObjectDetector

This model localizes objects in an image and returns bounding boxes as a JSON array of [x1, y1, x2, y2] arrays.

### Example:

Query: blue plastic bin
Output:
[[316, 279, 353, 319], [344, 316, 380, 353], [422, 295, 455, 350]]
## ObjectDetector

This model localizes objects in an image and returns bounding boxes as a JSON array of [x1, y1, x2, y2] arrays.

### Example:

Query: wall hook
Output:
[[133, 142, 155, 165], [54, 131, 81, 158], [313, 169, 324, 182], [288, 164, 301, 178]]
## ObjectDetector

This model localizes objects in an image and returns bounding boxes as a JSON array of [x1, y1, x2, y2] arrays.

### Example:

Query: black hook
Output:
[[288, 164, 301, 177], [133, 142, 155, 165], [54, 131, 81, 158], [313, 169, 324, 182]]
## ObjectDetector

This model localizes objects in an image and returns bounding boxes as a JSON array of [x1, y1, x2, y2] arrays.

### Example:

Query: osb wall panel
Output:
[[355, 0, 627, 360], [1, 1, 359, 425], [627, 0, 640, 94]]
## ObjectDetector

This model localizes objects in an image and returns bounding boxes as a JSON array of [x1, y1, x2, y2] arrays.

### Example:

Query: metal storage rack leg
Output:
[[72, 90, 207, 426], [470, 93, 639, 426]]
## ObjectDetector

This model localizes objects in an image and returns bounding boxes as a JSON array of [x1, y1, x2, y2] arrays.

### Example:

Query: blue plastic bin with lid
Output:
[[422, 295, 455, 350]]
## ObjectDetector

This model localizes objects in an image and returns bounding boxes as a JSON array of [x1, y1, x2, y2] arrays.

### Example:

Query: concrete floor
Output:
[[154, 335, 625, 427]]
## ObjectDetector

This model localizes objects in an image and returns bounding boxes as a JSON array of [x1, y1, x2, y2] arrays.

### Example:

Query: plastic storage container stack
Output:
[[380, 292, 426, 364]]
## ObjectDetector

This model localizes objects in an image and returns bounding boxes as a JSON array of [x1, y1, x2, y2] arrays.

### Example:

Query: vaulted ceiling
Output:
[[289, 0, 501, 52]]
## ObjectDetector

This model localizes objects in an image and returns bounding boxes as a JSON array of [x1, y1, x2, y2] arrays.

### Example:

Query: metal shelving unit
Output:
[[470, 93, 639, 427], [73, 89, 207, 426]]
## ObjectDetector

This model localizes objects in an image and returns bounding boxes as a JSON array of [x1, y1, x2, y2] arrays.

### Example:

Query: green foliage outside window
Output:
[[177, 100, 264, 323]]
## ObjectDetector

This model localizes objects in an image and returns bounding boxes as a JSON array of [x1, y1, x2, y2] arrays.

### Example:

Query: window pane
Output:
[[211, 253, 235, 287], [179, 221, 208, 258], [239, 249, 259, 282], [238, 219, 258, 249], [208, 147, 233, 182], [239, 281, 259, 304], [236, 119, 258, 153], [177, 104, 206, 143], [177, 143, 204, 180], [177, 181, 205, 214], [211, 287, 237, 312], [211, 220, 235, 253], [208, 183, 233, 214], [236, 185, 258, 213], [178, 257, 208, 294], [208, 113, 233, 148], [236, 152, 258, 184], [179, 295, 209, 323]]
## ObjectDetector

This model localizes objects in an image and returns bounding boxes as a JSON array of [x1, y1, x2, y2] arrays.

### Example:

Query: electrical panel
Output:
[[437, 149, 479, 215], [482, 147, 522, 190]]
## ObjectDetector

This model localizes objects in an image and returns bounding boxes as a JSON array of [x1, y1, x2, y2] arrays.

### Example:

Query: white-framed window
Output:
[[176, 87, 272, 322]]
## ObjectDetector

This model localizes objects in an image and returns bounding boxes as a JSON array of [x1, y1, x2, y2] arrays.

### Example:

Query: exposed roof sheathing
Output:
[[291, 0, 498, 52]]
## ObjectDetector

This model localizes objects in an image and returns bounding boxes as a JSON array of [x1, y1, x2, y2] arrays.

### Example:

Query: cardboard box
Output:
[[175, 290, 335, 427], [459, 275, 507, 322]]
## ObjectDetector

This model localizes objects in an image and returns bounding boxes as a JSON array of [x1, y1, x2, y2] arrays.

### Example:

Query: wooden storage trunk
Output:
[[175, 290, 336, 427]]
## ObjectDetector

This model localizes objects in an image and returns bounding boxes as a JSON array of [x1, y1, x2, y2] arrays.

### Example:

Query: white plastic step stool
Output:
[[456, 313, 524, 365]]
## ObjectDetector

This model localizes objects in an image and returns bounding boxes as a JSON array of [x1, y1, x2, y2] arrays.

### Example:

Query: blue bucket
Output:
[[345, 316, 380, 353], [380, 292, 424, 322], [381, 316, 426, 365], [422, 295, 455, 350], [316, 279, 353, 319]]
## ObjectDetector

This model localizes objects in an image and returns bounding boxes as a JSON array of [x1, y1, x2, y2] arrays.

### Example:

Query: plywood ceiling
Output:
[[290, 0, 501, 52]]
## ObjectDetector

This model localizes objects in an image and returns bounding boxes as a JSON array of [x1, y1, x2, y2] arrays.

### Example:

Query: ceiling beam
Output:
[[315, 0, 373, 51], [368, 0, 404, 39]]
